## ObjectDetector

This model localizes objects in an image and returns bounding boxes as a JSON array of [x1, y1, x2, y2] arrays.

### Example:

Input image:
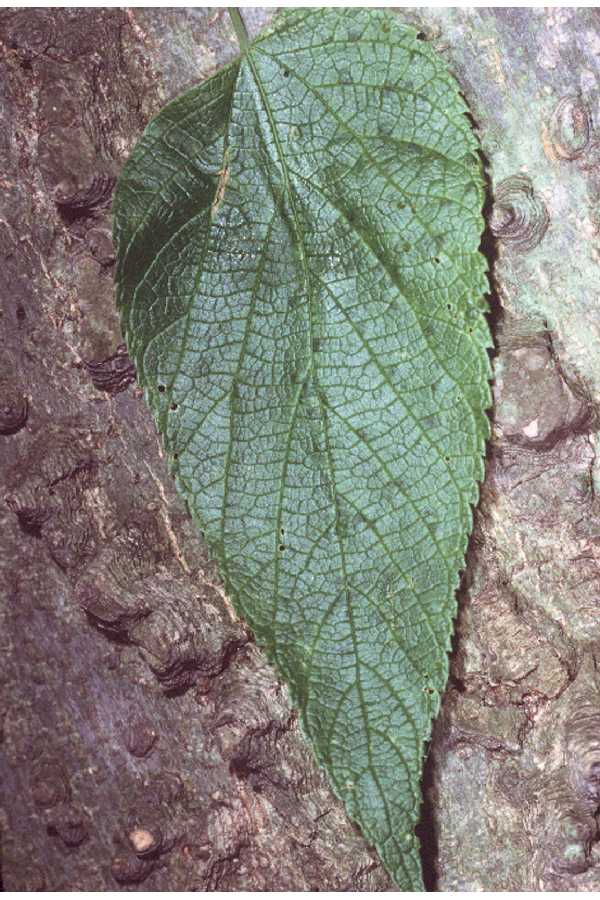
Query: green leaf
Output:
[[113, 8, 491, 889]]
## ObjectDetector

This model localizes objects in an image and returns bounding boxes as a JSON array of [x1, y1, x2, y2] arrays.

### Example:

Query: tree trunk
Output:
[[1, 7, 599, 891]]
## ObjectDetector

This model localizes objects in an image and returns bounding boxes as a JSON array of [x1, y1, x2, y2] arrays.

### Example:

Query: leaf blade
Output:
[[114, 9, 491, 889]]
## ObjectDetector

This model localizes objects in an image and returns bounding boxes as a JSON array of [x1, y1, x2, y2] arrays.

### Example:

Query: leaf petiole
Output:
[[229, 9, 250, 52]]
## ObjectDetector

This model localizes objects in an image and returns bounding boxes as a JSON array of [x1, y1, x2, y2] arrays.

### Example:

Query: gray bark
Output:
[[410, 8, 600, 890], [1, 7, 600, 891]]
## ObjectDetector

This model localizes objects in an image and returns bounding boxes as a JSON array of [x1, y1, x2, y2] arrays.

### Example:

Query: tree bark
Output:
[[406, 7, 600, 890], [1, 7, 600, 891]]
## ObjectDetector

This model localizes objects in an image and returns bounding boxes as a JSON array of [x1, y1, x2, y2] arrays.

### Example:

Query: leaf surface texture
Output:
[[114, 9, 491, 889]]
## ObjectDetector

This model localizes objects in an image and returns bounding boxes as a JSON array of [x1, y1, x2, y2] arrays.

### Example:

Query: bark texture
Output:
[[1, 7, 600, 891], [405, 8, 600, 891], [0, 8, 388, 891]]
